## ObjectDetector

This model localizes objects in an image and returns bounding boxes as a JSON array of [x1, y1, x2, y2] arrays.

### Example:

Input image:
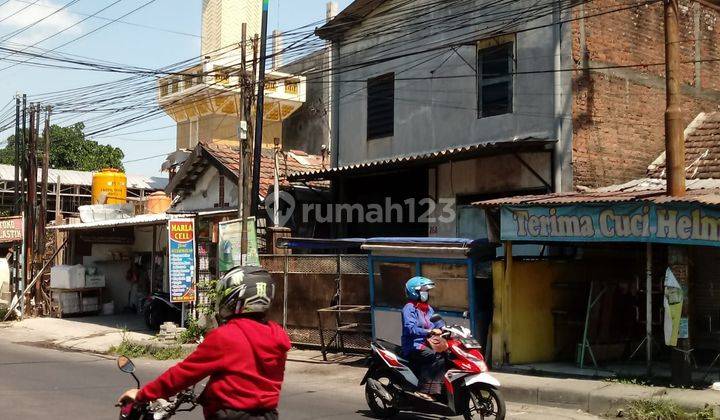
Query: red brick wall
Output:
[[571, 0, 720, 188]]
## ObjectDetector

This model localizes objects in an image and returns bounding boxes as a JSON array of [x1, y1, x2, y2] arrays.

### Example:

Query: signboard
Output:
[[501, 203, 720, 247], [218, 217, 260, 273], [0, 216, 22, 243], [168, 219, 196, 303]]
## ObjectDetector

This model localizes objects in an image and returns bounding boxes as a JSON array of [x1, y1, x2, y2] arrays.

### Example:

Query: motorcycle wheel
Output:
[[364, 370, 399, 418], [463, 385, 506, 420], [147, 305, 164, 331]]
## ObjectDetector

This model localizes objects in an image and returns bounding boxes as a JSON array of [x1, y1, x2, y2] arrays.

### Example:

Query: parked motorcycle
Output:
[[116, 356, 198, 420], [362, 314, 505, 419], [143, 292, 182, 331]]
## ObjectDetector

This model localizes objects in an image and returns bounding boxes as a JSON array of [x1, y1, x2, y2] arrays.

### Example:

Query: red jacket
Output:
[[137, 317, 291, 418]]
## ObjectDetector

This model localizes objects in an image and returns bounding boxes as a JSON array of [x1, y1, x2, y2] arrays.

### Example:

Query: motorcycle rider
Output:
[[118, 266, 291, 420], [401, 276, 445, 400]]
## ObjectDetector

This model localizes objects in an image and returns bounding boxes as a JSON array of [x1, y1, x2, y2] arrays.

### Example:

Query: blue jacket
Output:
[[401, 302, 445, 356]]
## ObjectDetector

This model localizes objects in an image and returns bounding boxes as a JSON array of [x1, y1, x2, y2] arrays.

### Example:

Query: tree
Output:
[[0, 122, 125, 171]]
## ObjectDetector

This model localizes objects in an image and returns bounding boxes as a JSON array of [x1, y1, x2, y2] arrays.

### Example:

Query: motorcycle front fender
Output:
[[464, 372, 501, 389]]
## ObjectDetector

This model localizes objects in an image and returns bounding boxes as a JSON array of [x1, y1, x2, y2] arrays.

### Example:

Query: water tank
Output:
[[146, 192, 171, 214], [92, 168, 127, 205]]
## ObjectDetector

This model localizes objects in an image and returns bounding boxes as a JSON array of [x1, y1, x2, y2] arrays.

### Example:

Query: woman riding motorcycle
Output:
[[401, 276, 445, 400], [118, 266, 291, 420]]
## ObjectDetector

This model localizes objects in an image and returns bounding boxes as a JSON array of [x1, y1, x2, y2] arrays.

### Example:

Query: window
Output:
[[367, 73, 395, 140], [478, 39, 514, 118]]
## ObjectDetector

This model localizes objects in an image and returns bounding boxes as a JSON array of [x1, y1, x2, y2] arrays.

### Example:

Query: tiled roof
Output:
[[648, 112, 720, 179], [202, 142, 328, 198]]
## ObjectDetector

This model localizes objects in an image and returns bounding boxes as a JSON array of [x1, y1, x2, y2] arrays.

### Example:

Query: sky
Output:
[[0, 0, 352, 177]]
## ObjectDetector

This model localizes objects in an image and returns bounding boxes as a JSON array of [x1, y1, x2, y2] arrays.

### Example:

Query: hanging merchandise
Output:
[[663, 267, 683, 347]]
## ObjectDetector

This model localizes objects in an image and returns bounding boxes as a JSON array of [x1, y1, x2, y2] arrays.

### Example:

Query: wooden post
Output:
[[39, 107, 50, 260], [665, 0, 685, 196], [55, 176, 62, 265], [646, 243, 653, 376], [665, 0, 692, 386], [502, 241, 513, 365]]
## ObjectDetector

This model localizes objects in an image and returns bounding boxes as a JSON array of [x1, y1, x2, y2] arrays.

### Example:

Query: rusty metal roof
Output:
[[289, 137, 554, 181], [476, 178, 720, 208]]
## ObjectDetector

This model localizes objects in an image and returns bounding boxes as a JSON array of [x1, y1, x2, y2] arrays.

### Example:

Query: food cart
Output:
[[362, 238, 496, 349]]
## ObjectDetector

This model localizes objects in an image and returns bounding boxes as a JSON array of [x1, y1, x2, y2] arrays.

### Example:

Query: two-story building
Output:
[[288, 0, 720, 241]]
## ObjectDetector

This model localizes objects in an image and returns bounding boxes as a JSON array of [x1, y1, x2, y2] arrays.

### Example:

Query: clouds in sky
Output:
[[0, 0, 83, 45]]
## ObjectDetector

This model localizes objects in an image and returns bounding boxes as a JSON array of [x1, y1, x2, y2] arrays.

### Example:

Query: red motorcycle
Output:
[[362, 315, 505, 419]]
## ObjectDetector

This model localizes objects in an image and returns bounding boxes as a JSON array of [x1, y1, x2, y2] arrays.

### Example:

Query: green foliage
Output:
[[0, 123, 124, 171], [198, 279, 219, 316], [110, 333, 187, 360], [626, 399, 714, 420], [177, 316, 208, 344]]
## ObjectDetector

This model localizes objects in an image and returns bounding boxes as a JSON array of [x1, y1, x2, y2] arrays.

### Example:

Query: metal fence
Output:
[[259, 254, 371, 351]]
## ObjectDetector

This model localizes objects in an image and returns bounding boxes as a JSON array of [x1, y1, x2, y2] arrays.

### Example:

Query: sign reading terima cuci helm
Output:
[[501, 203, 720, 247], [168, 219, 196, 303]]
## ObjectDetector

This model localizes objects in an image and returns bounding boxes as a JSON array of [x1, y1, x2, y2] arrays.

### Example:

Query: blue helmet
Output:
[[405, 276, 436, 300]]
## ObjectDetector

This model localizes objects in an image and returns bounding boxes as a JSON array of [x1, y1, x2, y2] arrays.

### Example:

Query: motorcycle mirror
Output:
[[429, 314, 443, 323], [117, 356, 136, 374], [462, 311, 469, 319]]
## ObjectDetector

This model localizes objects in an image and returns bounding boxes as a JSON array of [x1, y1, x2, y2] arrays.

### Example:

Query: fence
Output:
[[259, 254, 371, 350]]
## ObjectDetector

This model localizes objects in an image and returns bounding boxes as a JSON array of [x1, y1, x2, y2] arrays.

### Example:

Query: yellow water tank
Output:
[[146, 192, 171, 214], [92, 168, 127, 205]]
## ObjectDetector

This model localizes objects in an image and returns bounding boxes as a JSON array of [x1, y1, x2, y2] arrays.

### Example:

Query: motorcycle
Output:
[[116, 356, 198, 420], [362, 314, 506, 419], [143, 292, 182, 331]]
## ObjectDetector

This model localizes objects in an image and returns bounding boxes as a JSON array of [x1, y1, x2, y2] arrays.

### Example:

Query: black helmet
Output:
[[215, 266, 275, 321]]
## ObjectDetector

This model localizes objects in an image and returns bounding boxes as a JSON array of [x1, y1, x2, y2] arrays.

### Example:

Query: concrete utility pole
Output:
[[664, 0, 691, 386], [251, 0, 271, 218], [13, 95, 20, 213]]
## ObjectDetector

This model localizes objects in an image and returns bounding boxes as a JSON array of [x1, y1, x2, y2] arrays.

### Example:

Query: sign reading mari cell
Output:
[[501, 203, 720, 247], [168, 219, 196, 303]]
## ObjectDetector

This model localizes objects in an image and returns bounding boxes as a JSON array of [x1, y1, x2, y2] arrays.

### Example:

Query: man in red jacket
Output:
[[119, 266, 291, 420]]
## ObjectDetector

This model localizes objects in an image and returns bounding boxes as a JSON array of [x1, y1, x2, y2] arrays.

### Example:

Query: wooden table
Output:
[[316, 305, 371, 361], [50, 287, 103, 318]]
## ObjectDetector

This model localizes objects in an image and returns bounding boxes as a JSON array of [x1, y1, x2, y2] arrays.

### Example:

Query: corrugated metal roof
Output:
[[47, 213, 180, 231], [289, 137, 555, 181], [0, 164, 167, 190], [476, 178, 720, 208]]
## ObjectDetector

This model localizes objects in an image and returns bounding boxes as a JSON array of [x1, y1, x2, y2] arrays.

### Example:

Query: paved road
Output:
[[0, 337, 598, 419]]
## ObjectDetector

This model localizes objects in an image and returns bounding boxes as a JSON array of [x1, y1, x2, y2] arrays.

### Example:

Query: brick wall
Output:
[[571, 0, 720, 188]]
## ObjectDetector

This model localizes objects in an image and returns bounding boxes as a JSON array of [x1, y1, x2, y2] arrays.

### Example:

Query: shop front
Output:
[[48, 214, 173, 319], [479, 191, 720, 379]]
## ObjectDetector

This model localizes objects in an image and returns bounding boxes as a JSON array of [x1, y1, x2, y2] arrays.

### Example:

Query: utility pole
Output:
[[39, 106, 51, 262], [240, 23, 256, 259], [664, 0, 691, 386], [18, 95, 26, 315], [13, 95, 20, 213], [24, 105, 36, 315], [250, 0, 271, 217]]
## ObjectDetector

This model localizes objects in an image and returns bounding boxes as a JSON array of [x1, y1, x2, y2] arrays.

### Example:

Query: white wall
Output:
[[175, 167, 239, 211]]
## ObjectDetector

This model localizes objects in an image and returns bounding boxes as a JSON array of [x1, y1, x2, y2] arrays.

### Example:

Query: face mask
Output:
[[419, 291, 429, 302]]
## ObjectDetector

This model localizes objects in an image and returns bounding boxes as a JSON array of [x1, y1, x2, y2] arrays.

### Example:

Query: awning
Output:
[[48, 213, 180, 231], [288, 137, 555, 182]]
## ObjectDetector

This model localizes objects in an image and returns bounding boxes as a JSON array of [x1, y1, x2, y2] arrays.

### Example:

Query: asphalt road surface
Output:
[[0, 337, 598, 419]]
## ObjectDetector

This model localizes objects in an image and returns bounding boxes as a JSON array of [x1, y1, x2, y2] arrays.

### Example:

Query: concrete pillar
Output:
[[272, 30, 283, 70], [669, 246, 692, 386]]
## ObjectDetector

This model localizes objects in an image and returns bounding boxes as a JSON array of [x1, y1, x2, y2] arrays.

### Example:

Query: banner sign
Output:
[[168, 218, 196, 303], [218, 217, 260, 274], [501, 203, 720, 247], [0, 216, 22, 243]]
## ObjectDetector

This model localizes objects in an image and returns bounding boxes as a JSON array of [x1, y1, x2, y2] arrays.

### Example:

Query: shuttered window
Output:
[[367, 73, 395, 140], [478, 41, 514, 118]]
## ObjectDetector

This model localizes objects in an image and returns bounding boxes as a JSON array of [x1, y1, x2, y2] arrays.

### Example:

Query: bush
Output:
[[177, 316, 208, 344], [109, 333, 187, 360], [626, 399, 714, 420]]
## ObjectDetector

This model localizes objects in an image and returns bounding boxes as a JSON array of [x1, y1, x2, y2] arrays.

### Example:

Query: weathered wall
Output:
[[333, 0, 574, 191], [572, 0, 720, 188]]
